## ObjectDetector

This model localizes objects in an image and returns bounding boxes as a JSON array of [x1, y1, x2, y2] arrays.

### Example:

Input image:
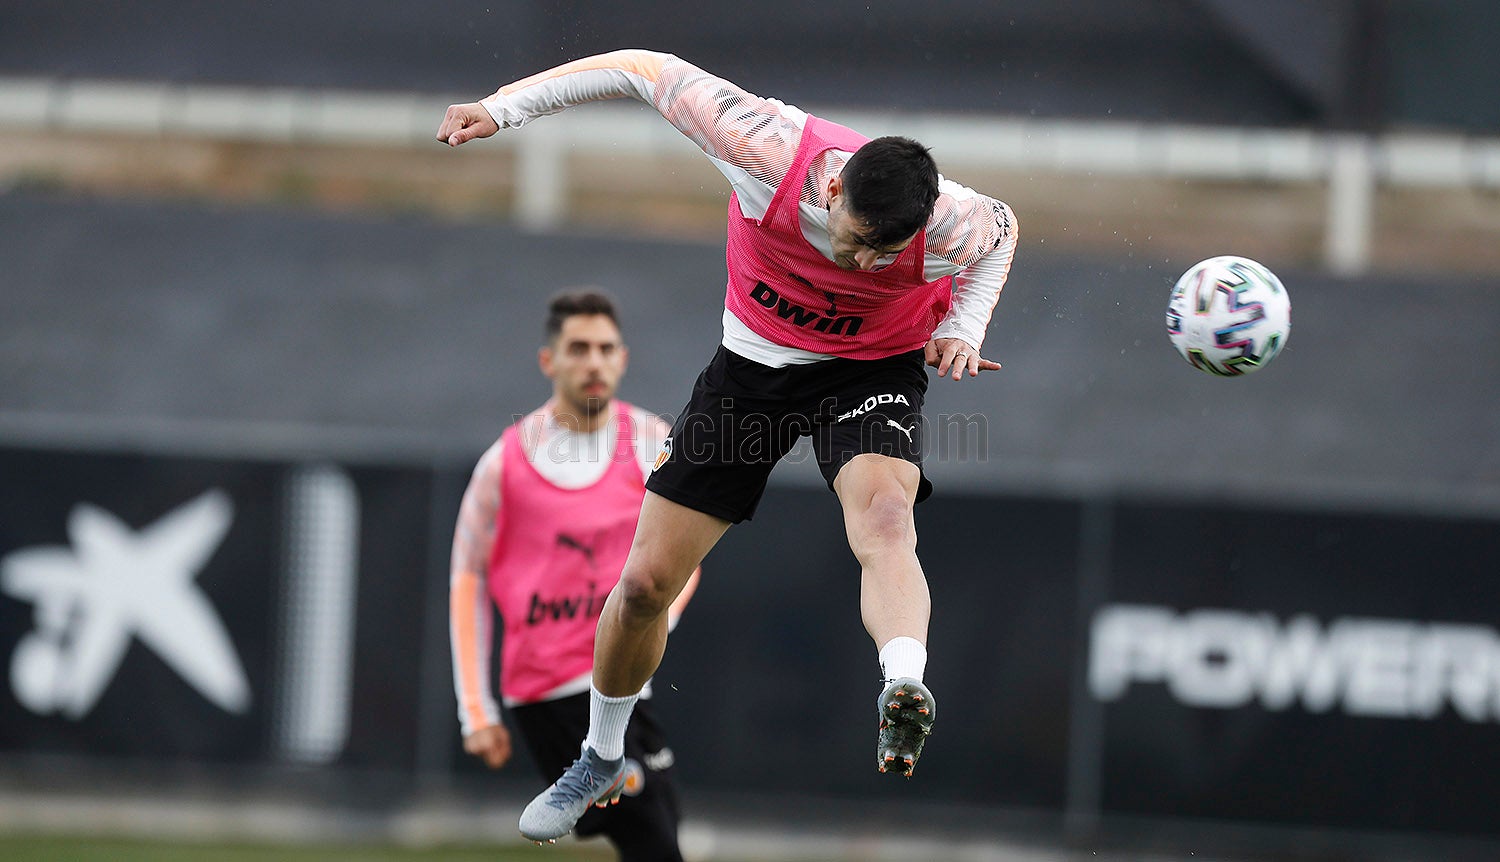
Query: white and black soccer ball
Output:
[[1166, 255, 1291, 376]]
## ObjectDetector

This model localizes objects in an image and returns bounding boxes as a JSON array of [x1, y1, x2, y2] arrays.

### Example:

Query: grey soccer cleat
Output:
[[876, 677, 936, 777], [518, 745, 626, 844]]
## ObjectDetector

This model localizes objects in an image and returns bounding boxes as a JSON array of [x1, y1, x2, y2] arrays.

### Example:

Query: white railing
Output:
[[4, 76, 1499, 275]]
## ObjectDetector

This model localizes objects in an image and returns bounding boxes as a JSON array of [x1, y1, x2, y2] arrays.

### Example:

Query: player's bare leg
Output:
[[594, 492, 730, 696], [835, 453, 937, 777], [520, 492, 728, 843]]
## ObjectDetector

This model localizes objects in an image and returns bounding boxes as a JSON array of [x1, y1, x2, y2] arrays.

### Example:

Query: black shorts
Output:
[[510, 693, 682, 861], [645, 345, 932, 523]]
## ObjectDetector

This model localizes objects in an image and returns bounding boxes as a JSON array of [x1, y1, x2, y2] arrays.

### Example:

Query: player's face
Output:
[[541, 314, 627, 421], [825, 176, 916, 272]]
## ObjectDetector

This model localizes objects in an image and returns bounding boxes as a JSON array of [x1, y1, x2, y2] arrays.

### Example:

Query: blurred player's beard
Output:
[[577, 395, 610, 417], [563, 379, 612, 419]]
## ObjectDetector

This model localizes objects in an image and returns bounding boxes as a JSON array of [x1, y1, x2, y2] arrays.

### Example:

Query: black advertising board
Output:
[[0, 448, 280, 760], [1092, 499, 1500, 834], [0, 446, 434, 774]]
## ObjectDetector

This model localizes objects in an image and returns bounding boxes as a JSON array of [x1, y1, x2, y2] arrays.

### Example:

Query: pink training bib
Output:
[[723, 115, 954, 359], [487, 404, 645, 704]]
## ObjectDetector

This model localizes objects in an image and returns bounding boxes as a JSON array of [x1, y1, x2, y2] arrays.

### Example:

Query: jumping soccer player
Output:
[[437, 49, 1018, 844]]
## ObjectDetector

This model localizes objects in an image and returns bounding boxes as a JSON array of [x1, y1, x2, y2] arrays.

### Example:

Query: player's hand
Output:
[[925, 337, 1000, 380], [437, 102, 500, 147], [463, 724, 513, 769]]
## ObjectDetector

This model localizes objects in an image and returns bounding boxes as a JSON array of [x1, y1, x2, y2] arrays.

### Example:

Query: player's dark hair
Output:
[[840, 136, 940, 248], [544, 289, 620, 342]]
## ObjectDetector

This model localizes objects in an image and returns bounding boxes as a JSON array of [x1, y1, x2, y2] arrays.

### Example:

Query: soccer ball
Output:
[[1166, 255, 1291, 376]]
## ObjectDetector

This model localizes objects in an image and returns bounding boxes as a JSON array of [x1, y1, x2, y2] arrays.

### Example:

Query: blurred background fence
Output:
[[2, 2, 1499, 860]]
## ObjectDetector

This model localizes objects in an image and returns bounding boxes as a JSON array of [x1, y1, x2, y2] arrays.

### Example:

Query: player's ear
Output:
[[538, 345, 554, 378], [826, 174, 843, 203], [618, 344, 629, 373]]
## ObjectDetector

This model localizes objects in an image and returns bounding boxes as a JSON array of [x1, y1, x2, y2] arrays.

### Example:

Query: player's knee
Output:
[[850, 490, 915, 557], [616, 565, 675, 621]]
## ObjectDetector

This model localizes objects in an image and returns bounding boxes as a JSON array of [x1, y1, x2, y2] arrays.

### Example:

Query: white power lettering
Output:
[[1089, 604, 1500, 722]]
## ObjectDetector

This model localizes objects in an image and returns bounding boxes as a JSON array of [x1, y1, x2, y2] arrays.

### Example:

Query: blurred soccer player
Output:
[[437, 50, 1018, 843], [449, 289, 697, 860]]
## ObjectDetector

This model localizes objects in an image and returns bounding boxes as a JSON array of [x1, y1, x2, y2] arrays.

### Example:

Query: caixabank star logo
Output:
[[1, 490, 250, 719]]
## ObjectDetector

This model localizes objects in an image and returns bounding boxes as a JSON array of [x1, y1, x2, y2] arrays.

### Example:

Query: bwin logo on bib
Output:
[[0, 490, 250, 719], [750, 282, 863, 336]]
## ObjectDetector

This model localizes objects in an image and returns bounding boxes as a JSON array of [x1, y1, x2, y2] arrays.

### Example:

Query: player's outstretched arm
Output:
[[436, 49, 669, 149]]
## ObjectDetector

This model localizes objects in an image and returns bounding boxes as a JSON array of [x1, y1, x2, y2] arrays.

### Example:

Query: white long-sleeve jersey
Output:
[[480, 50, 1018, 367]]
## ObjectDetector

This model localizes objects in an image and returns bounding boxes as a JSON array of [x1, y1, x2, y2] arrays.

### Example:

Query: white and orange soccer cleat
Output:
[[519, 744, 626, 844]]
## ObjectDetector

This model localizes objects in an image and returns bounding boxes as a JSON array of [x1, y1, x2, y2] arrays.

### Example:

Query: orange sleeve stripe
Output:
[[451, 569, 491, 730], [499, 50, 666, 96]]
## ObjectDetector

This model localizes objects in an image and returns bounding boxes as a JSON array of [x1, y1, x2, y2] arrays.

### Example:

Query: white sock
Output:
[[879, 636, 928, 683], [584, 685, 637, 761]]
